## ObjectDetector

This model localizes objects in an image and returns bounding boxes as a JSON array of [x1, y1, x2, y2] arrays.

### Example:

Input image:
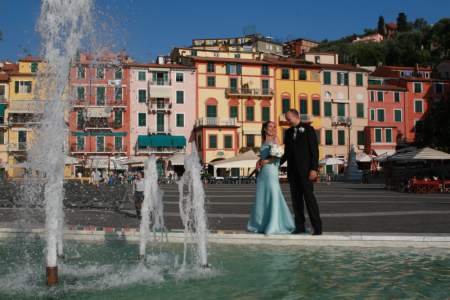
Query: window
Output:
[[176, 73, 184, 82], [198, 136, 202, 148], [176, 90, 184, 104], [377, 109, 385, 122], [262, 107, 270, 121], [138, 113, 146, 126], [324, 102, 332, 117], [208, 40, 214, 45], [356, 74, 363, 86], [207, 105, 217, 117], [227, 63, 237, 75], [209, 135, 217, 149], [377, 91, 384, 102], [370, 109, 375, 121], [282, 69, 290, 79], [338, 103, 345, 117], [114, 111, 122, 125], [312, 100, 320, 116], [191, 50, 197, 56], [357, 103, 364, 118], [224, 136, 232, 149], [207, 76, 215, 87], [414, 99, 423, 113], [77, 110, 84, 126], [394, 110, 402, 122], [97, 68, 105, 79], [385, 129, 392, 143], [375, 128, 382, 143], [114, 87, 122, 100], [77, 67, 85, 78], [138, 71, 146, 81], [230, 106, 238, 118], [97, 136, 104, 152], [176, 113, 184, 127], [31, 62, 38, 73], [138, 90, 146, 103], [96, 87, 105, 105], [435, 83, 444, 94], [414, 83, 422, 93], [338, 130, 345, 145], [300, 99, 307, 114], [337, 73, 344, 85], [262, 79, 269, 95], [315, 130, 321, 145], [262, 65, 269, 76], [311, 71, 319, 81], [114, 68, 122, 79], [282, 98, 290, 114], [77, 87, 85, 100], [247, 135, 254, 147], [246, 106, 254, 121], [324, 72, 331, 84], [75, 51, 81, 62], [315, 56, 320, 64], [299, 70, 307, 80], [235, 54, 240, 59], [76, 136, 85, 151], [15, 81, 32, 94], [394, 92, 400, 102], [207, 62, 214, 73], [415, 120, 424, 134], [370, 91, 375, 102], [114, 136, 122, 151], [357, 131, 364, 145], [325, 130, 333, 145], [344, 73, 349, 85]]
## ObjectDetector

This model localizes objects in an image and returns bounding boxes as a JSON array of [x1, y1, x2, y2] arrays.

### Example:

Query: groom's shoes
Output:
[[291, 229, 306, 234], [311, 231, 322, 236]]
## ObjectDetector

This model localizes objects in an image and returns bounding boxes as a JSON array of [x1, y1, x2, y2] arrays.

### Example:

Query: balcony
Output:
[[148, 125, 173, 135], [9, 142, 27, 151], [195, 117, 237, 127], [225, 88, 275, 98], [137, 146, 186, 154], [331, 116, 353, 126], [9, 115, 40, 125], [396, 138, 415, 145], [279, 114, 313, 123], [0, 95, 8, 103], [149, 79, 172, 86], [69, 145, 127, 154], [77, 120, 122, 131], [148, 100, 172, 112]]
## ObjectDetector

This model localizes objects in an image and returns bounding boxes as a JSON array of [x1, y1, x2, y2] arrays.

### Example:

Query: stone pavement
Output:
[[1, 182, 450, 233]]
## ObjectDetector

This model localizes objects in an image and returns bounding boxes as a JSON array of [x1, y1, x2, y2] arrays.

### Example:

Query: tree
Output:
[[414, 18, 428, 30], [378, 16, 385, 35], [418, 94, 450, 153], [357, 46, 385, 66], [397, 13, 409, 32], [363, 28, 377, 36]]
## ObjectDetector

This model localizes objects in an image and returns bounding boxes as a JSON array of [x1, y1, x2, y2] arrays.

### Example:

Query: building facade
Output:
[[284, 38, 320, 57]]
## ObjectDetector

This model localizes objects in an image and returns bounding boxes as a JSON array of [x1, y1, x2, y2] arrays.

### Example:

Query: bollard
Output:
[[46, 266, 58, 286], [327, 175, 331, 186]]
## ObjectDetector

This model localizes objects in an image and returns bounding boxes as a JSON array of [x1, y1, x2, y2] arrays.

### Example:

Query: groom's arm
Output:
[[280, 131, 290, 167], [307, 126, 319, 172]]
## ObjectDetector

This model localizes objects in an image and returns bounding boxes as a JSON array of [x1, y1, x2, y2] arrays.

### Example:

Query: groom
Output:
[[280, 109, 322, 235]]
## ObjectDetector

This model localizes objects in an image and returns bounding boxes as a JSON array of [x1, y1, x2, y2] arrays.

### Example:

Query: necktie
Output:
[[293, 128, 298, 140]]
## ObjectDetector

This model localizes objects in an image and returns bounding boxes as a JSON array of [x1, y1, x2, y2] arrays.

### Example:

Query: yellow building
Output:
[[267, 57, 323, 160]]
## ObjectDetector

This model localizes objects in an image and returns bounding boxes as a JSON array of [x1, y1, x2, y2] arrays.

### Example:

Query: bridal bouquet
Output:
[[246, 144, 284, 180]]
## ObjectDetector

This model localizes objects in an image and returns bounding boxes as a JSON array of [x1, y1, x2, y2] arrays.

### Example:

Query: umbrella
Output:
[[318, 158, 344, 165]]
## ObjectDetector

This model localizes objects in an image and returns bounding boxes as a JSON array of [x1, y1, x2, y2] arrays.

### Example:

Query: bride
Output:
[[246, 121, 295, 235]]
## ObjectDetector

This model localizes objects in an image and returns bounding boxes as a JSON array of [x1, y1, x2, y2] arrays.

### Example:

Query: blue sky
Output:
[[0, 0, 449, 63]]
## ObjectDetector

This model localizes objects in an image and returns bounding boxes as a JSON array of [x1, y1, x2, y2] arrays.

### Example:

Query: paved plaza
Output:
[[1, 182, 450, 233]]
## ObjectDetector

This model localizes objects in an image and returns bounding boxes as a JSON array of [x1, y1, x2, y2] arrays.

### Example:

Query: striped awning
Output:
[[8, 100, 45, 113], [149, 87, 172, 98]]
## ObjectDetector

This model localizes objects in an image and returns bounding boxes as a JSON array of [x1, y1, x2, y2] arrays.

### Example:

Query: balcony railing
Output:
[[137, 146, 186, 154], [148, 100, 172, 112], [225, 88, 275, 97], [70, 145, 127, 153], [331, 116, 353, 126], [148, 125, 173, 135], [0, 95, 7, 103], [396, 138, 415, 145], [149, 79, 172, 86], [9, 142, 27, 151], [9, 115, 40, 124], [279, 114, 314, 123], [195, 117, 236, 127], [77, 120, 122, 131]]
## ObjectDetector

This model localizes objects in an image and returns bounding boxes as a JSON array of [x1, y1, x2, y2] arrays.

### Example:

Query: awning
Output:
[[72, 132, 89, 136], [87, 107, 110, 118], [172, 136, 186, 147], [373, 149, 396, 156], [65, 156, 83, 165], [210, 150, 260, 177], [356, 153, 374, 162], [138, 135, 152, 147], [152, 135, 172, 147], [0, 104, 5, 117], [165, 153, 185, 166], [318, 158, 345, 165], [149, 68, 169, 72], [149, 87, 172, 98], [243, 130, 261, 135], [8, 100, 45, 113], [332, 99, 350, 103]]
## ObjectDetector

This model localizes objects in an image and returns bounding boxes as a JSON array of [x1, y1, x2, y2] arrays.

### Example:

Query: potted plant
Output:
[[202, 173, 212, 184]]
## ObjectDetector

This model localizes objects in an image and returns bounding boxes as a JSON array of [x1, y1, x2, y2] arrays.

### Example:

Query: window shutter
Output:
[[344, 73, 349, 85], [337, 73, 342, 85], [26, 82, 32, 93], [357, 131, 364, 145], [262, 107, 270, 121], [370, 91, 374, 101], [436, 83, 443, 94], [375, 129, 382, 142], [230, 106, 238, 118], [282, 99, 290, 114], [378, 110, 385, 121], [395, 92, 400, 102], [237, 64, 242, 75], [164, 72, 168, 82], [77, 110, 84, 125], [324, 102, 331, 117], [225, 136, 232, 149], [356, 74, 363, 86], [324, 72, 331, 84], [247, 106, 254, 121], [338, 130, 345, 145], [357, 103, 364, 118], [338, 103, 345, 117], [313, 100, 320, 116], [315, 130, 320, 144], [395, 110, 401, 122], [115, 137, 122, 151], [386, 129, 392, 143], [377, 91, 383, 102], [114, 111, 122, 125], [300, 99, 307, 114], [226, 63, 230, 74], [15, 81, 19, 93], [371, 110, 375, 121], [153, 72, 157, 81], [325, 130, 332, 145]]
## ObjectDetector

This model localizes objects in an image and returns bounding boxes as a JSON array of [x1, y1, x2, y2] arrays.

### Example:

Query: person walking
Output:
[[132, 172, 145, 219]]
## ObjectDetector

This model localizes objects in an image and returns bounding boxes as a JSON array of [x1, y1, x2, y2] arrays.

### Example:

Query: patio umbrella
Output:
[[318, 158, 344, 165]]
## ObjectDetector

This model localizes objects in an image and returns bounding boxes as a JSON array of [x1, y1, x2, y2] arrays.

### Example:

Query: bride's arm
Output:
[[260, 137, 281, 167]]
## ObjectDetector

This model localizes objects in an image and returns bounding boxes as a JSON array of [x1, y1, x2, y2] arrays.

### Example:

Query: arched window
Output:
[[311, 94, 321, 116], [245, 99, 255, 121], [261, 100, 271, 122], [281, 92, 291, 114], [228, 99, 239, 119], [205, 98, 218, 118], [299, 94, 308, 115]]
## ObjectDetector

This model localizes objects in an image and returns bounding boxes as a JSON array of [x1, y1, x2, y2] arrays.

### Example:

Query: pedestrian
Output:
[[93, 168, 100, 191], [132, 172, 145, 219]]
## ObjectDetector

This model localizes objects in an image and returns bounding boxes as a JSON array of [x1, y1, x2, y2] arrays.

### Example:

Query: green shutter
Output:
[[282, 98, 290, 114], [115, 87, 122, 100], [31, 62, 38, 73], [77, 136, 84, 150], [370, 91, 374, 102], [324, 72, 331, 84], [97, 136, 104, 152], [230, 106, 238, 118], [377, 91, 384, 102], [315, 130, 320, 144], [262, 65, 269, 75], [395, 92, 400, 102], [375, 129, 382, 142], [77, 110, 84, 125], [207, 62, 214, 73], [247, 135, 254, 147], [176, 90, 184, 104], [357, 103, 364, 118], [356, 74, 363, 86], [338, 103, 345, 117], [138, 90, 146, 103], [114, 111, 122, 125], [246, 106, 254, 121], [415, 100, 423, 113], [176, 114, 184, 127], [326, 165, 333, 174], [371, 110, 375, 120], [26, 82, 32, 93], [325, 130, 333, 145], [337, 73, 343, 85], [262, 107, 270, 121], [237, 64, 242, 75], [313, 100, 320, 116], [395, 110, 402, 122], [153, 72, 157, 81], [225, 136, 232, 149], [436, 83, 443, 94], [226, 63, 230, 74], [138, 113, 146, 126], [299, 70, 307, 80], [15, 81, 19, 93], [378, 110, 385, 122], [114, 137, 122, 151], [414, 83, 422, 93], [207, 105, 217, 117], [357, 131, 364, 145], [77, 87, 85, 100], [164, 72, 168, 82], [191, 50, 197, 56], [208, 76, 215, 87], [282, 69, 289, 79], [386, 129, 392, 143], [300, 99, 307, 114], [209, 135, 217, 148], [338, 130, 345, 145], [324, 102, 331, 117], [344, 73, 349, 85], [97, 87, 105, 105], [138, 71, 146, 81]]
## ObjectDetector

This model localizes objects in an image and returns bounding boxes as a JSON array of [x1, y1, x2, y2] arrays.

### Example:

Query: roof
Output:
[[8, 100, 46, 113], [187, 56, 271, 65], [262, 57, 321, 68], [368, 84, 408, 91], [386, 22, 398, 28], [304, 51, 339, 54], [378, 66, 431, 72], [320, 64, 371, 72], [127, 62, 196, 69], [0, 74, 9, 81], [19, 57, 44, 62], [177, 47, 251, 54]]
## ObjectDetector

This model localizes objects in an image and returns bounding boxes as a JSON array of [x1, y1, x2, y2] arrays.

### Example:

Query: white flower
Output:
[[269, 144, 284, 159], [299, 127, 305, 133]]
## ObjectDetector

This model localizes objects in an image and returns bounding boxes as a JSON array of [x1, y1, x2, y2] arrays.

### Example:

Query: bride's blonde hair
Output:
[[261, 121, 273, 141]]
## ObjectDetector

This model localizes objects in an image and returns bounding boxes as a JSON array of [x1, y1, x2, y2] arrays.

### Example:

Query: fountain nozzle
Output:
[[46, 266, 58, 286], [201, 264, 211, 268], [138, 255, 145, 260], [58, 254, 66, 259]]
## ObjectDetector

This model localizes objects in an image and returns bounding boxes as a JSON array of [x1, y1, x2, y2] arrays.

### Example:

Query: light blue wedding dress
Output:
[[246, 141, 295, 235]]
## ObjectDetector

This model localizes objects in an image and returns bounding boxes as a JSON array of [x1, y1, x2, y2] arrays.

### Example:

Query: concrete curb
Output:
[[1, 226, 450, 249]]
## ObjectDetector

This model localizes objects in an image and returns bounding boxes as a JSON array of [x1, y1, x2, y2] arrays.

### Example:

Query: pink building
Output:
[[352, 33, 384, 44], [129, 58, 196, 177]]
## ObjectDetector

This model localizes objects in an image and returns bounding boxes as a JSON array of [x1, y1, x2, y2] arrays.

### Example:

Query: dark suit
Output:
[[280, 122, 322, 233]]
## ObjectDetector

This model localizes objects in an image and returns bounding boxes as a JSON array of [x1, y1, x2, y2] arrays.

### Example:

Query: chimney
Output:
[[378, 61, 382, 67], [0, 60, 4, 68], [122, 49, 126, 62], [414, 63, 419, 76], [355, 59, 360, 67]]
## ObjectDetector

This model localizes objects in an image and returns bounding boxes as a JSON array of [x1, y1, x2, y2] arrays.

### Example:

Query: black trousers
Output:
[[288, 167, 322, 233], [134, 191, 144, 217]]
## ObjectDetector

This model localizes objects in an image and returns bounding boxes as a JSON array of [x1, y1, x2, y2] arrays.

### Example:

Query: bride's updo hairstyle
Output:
[[261, 121, 273, 141]]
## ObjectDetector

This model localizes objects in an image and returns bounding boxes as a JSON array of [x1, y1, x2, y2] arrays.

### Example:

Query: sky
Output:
[[0, 0, 449, 63]]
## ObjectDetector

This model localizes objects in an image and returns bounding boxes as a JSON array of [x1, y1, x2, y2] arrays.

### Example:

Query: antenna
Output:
[[242, 24, 257, 36]]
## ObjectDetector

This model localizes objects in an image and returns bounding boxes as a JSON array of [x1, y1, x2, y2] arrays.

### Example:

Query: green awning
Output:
[[72, 131, 89, 136], [90, 132, 127, 136], [152, 135, 172, 147], [138, 135, 152, 147], [0, 104, 5, 117], [172, 136, 186, 147]]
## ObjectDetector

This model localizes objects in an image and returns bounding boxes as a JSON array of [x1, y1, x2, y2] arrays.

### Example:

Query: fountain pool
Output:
[[1, 238, 449, 299]]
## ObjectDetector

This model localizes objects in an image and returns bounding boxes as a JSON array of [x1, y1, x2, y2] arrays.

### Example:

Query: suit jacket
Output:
[[280, 122, 319, 177]]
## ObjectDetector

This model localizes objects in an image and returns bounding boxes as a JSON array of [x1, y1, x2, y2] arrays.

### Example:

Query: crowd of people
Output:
[[78, 169, 144, 186]]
